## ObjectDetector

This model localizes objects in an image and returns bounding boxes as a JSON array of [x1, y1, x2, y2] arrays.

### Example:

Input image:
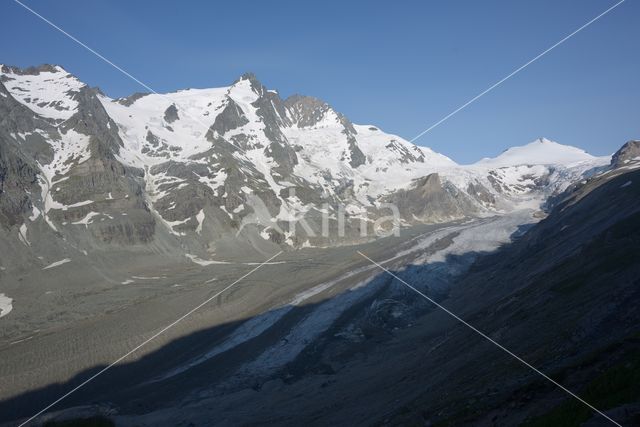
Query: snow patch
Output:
[[29, 205, 41, 221], [0, 294, 13, 318], [18, 223, 30, 246], [185, 254, 230, 266], [43, 258, 71, 270], [0, 66, 85, 120], [195, 209, 205, 234], [72, 211, 101, 226]]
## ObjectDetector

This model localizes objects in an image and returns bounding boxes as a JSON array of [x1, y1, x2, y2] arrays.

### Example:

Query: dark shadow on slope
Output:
[[3, 170, 640, 426], [1, 235, 639, 426], [0, 249, 496, 425]]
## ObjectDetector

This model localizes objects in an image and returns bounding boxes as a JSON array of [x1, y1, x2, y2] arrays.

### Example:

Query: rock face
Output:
[[0, 64, 617, 265], [382, 167, 640, 426], [384, 173, 478, 223], [209, 98, 249, 136], [611, 140, 640, 168], [0, 65, 159, 267], [0, 83, 41, 228]]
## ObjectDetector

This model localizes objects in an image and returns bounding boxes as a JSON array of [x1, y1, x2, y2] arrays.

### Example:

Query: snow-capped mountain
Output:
[[459, 138, 610, 207], [0, 64, 615, 265], [475, 137, 597, 167]]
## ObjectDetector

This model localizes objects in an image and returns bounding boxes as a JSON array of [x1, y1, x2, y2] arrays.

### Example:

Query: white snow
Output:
[[34, 128, 94, 230], [283, 122, 457, 206], [43, 258, 71, 270], [475, 138, 599, 167], [0, 293, 13, 318], [28, 205, 41, 221], [18, 223, 30, 246], [195, 209, 205, 234], [37, 129, 92, 186], [0, 65, 85, 120], [98, 86, 228, 169], [185, 254, 230, 265], [158, 215, 190, 236], [71, 211, 101, 226], [196, 169, 227, 195], [60, 200, 94, 210]]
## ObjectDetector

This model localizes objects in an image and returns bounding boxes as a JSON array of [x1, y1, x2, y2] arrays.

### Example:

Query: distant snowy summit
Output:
[[474, 138, 603, 168]]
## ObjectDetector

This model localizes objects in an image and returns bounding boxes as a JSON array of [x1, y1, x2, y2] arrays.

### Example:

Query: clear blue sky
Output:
[[2, 0, 638, 163]]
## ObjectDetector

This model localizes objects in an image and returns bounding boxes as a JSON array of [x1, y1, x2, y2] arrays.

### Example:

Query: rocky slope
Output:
[[109, 147, 640, 427], [4, 138, 635, 427]]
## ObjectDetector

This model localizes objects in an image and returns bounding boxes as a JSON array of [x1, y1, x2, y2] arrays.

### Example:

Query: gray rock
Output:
[[611, 140, 640, 168], [384, 173, 477, 223], [207, 98, 249, 137], [115, 92, 149, 106], [163, 104, 179, 123]]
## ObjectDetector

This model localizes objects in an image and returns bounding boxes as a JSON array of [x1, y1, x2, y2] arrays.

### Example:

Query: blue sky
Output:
[[2, 0, 638, 163]]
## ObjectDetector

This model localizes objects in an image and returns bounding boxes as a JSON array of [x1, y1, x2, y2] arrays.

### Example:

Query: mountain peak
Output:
[[611, 140, 640, 168], [0, 63, 84, 120], [240, 71, 257, 79], [284, 94, 353, 131], [0, 63, 69, 76], [475, 138, 596, 167], [233, 72, 261, 86], [284, 94, 328, 110], [230, 72, 268, 98]]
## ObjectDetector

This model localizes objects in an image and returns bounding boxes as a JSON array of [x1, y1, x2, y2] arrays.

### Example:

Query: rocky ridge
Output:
[[0, 64, 615, 267]]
